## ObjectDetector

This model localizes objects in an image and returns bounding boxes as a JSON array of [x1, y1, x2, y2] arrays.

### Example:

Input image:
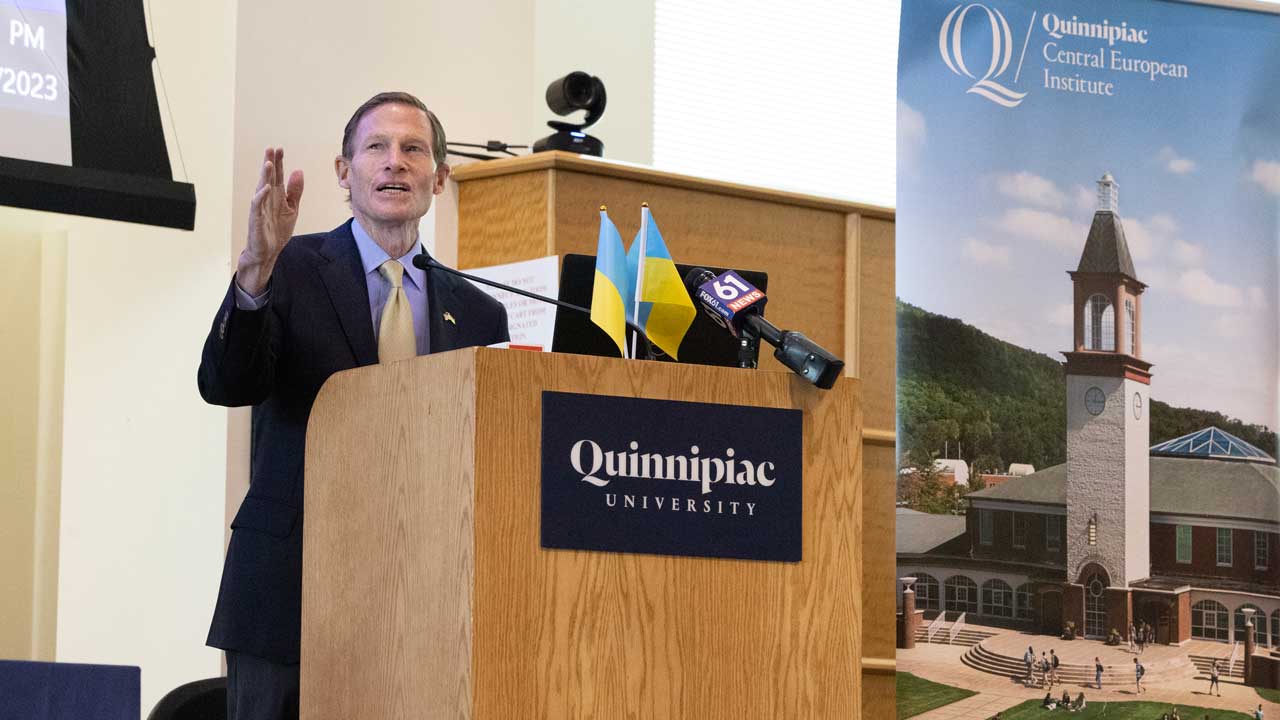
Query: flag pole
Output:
[[629, 202, 650, 359]]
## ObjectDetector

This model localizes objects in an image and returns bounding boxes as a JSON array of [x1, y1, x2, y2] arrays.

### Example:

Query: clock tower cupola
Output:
[[1062, 173, 1153, 637]]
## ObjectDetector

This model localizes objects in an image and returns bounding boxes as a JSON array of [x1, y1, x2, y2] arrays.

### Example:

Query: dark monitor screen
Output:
[[552, 253, 768, 367]]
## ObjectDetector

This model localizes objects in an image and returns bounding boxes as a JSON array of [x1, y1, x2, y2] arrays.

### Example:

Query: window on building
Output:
[[1272, 610, 1280, 648], [1015, 583, 1034, 621], [944, 575, 978, 614], [914, 573, 940, 611], [1176, 525, 1192, 564], [981, 579, 1013, 618], [1217, 528, 1233, 566], [1012, 513, 1028, 549], [1256, 531, 1269, 570], [1046, 516, 1062, 552], [1125, 298, 1135, 354], [1192, 600, 1229, 642], [1235, 604, 1267, 645], [979, 510, 993, 546], [1084, 573, 1108, 638], [1084, 294, 1115, 351]]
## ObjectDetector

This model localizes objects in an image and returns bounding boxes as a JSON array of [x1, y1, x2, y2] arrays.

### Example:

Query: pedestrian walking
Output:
[[1254, 704, 1263, 720], [1051, 649, 1061, 685], [1137, 623, 1146, 654], [1134, 657, 1145, 693], [1041, 652, 1051, 688], [1095, 656, 1104, 689], [1209, 660, 1220, 696], [1128, 621, 1137, 652], [1024, 646, 1035, 685]]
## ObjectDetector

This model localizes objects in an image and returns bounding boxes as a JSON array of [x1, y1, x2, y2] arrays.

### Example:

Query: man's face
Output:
[[336, 103, 448, 229]]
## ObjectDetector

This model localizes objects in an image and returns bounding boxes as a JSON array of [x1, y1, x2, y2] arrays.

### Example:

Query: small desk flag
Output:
[[590, 208, 631, 357], [626, 208, 696, 359]]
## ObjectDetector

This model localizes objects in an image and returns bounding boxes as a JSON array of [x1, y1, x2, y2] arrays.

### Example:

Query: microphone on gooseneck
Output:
[[412, 249, 656, 361], [683, 267, 844, 390]]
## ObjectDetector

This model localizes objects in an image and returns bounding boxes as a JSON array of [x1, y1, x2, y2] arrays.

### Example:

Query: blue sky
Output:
[[898, 0, 1279, 429]]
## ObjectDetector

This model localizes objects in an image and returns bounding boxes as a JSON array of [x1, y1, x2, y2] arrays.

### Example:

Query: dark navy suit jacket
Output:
[[198, 220, 509, 663]]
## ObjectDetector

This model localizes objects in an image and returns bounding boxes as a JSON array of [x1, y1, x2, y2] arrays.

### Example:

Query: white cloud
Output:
[[1073, 184, 1096, 214], [1158, 146, 1196, 175], [1251, 160, 1280, 195], [1171, 240, 1204, 266], [1177, 269, 1245, 307], [898, 100, 927, 170], [994, 172, 1066, 210], [1141, 265, 1171, 290], [1248, 286, 1268, 306], [1049, 303, 1074, 327], [990, 208, 1088, 254], [1215, 315, 1249, 339], [962, 238, 1011, 267], [1120, 215, 1175, 262]]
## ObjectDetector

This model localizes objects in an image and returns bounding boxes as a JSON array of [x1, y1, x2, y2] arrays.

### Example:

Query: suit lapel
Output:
[[317, 222, 378, 366], [428, 271, 461, 353]]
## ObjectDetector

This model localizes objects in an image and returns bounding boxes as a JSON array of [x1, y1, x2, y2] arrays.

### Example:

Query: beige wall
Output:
[[0, 232, 42, 659]]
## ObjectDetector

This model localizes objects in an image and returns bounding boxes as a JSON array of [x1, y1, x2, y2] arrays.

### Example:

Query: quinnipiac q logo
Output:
[[939, 3, 1029, 108]]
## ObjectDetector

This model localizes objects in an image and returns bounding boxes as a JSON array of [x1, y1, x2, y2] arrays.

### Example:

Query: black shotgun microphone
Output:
[[413, 249, 655, 360], [684, 267, 844, 389]]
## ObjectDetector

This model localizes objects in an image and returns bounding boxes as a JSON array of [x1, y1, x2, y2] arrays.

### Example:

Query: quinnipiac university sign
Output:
[[540, 391, 803, 562]]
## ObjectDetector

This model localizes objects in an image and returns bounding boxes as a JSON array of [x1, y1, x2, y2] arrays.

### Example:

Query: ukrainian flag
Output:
[[626, 209, 696, 359], [590, 208, 631, 357]]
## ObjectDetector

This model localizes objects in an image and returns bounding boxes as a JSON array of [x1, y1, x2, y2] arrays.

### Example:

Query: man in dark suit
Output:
[[198, 92, 508, 720]]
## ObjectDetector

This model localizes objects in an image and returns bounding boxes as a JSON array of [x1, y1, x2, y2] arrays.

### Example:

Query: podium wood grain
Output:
[[303, 348, 861, 719]]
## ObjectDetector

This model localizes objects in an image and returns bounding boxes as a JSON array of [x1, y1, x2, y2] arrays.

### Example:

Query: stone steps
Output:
[[914, 626, 998, 647], [1188, 653, 1245, 679], [961, 641, 1195, 686]]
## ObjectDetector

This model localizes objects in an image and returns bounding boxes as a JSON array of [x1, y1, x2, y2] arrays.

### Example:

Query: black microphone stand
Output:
[[413, 250, 656, 361]]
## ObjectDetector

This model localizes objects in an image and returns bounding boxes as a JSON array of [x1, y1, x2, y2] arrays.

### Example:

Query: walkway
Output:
[[897, 626, 1279, 720]]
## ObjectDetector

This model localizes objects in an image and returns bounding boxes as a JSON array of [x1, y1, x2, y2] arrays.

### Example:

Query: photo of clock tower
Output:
[[1061, 173, 1154, 638]]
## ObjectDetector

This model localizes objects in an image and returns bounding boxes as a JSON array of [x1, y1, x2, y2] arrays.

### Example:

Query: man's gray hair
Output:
[[341, 91, 447, 165]]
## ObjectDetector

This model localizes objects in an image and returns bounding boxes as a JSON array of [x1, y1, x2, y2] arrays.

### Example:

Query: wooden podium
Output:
[[301, 347, 861, 719], [446, 152, 899, 713]]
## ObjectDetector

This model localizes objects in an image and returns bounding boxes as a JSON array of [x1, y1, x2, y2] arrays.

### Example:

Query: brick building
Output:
[[896, 175, 1279, 648]]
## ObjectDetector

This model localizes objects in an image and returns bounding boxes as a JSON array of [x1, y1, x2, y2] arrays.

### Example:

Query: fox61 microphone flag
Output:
[[625, 209, 696, 358], [590, 208, 631, 357]]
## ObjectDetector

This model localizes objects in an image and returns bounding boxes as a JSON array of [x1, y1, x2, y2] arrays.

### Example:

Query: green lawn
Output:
[[995, 699, 1252, 720], [897, 672, 978, 719], [1256, 687, 1280, 704]]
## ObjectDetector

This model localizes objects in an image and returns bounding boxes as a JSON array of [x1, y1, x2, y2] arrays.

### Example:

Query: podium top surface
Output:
[[450, 151, 895, 219]]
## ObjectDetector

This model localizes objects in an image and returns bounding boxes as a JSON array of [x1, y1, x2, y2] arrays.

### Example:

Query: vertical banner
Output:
[[896, 0, 1279, 714]]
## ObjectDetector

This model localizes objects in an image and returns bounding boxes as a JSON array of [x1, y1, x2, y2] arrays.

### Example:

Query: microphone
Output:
[[684, 267, 844, 389], [413, 249, 655, 360]]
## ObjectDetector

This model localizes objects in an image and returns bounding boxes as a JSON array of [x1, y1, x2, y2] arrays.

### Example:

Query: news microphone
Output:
[[413, 249, 655, 360], [683, 267, 844, 389]]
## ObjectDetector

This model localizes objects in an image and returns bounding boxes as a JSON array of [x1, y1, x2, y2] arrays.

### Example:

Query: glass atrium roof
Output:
[[1149, 426, 1275, 463]]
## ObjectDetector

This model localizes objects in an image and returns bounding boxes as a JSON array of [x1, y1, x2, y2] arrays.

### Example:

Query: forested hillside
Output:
[[896, 300, 1277, 473]]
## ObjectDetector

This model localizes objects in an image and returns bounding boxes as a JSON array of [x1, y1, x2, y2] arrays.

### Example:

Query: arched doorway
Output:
[[1076, 563, 1112, 639]]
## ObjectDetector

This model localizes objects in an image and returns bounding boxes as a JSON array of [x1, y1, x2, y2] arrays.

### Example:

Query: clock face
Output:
[[1085, 387, 1106, 416], [1133, 392, 1143, 419]]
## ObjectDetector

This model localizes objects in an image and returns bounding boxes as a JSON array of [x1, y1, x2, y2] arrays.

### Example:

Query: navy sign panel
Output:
[[541, 391, 803, 562]]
